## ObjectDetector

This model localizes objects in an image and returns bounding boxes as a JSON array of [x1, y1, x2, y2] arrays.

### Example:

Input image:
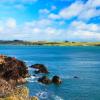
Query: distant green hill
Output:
[[0, 40, 100, 46]]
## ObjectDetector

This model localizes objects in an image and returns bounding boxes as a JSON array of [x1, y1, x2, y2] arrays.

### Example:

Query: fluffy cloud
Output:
[[0, 17, 100, 41], [0, 18, 67, 41], [67, 29, 100, 42], [71, 21, 100, 32], [6, 18, 16, 29], [66, 21, 100, 41], [48, 13, 60, 19], [79, 8, 100, 21], [48, 0, 100, 20], [46, 0, 100, 41], [0, 0, 100, 41], [59, 1, 84, 19]]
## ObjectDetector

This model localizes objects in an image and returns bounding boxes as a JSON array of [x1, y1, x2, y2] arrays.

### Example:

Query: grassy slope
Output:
[[31, 41, 100, 46], [0, 41, 100, 46]]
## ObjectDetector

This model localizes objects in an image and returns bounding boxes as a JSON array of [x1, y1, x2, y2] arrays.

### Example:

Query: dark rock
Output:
[[52, 76, 62, 84], [30, 64, 49, 74], [73, 76, 79, 79], [0, 55, 28, 84], [38, 76, 51, 84]]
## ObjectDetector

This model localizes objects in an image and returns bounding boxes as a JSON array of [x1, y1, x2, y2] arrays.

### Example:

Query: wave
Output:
[[25, 76, 38, 83], [53, 95, 63, 100], [36, 91, 48, 99], [28, 67, 35, 71], [36, 90, 64, 100]]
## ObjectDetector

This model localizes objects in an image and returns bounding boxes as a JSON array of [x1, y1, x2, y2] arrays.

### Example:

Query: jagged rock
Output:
[[30, 64, 49, 74], [52, 76, 62, 84], [0, 55, 28, 84], [38, 76, 51, 84]]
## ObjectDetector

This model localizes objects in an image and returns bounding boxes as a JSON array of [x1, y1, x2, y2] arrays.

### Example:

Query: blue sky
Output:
[[0, 0, 100, 41]]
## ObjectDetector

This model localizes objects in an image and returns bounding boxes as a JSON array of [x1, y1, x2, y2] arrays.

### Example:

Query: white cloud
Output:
[[0, 0, 100, 41], [59, 1, 84, 19], [0, 17, 99, 41], [48, 13, 60, 19], [71, 21, 100, 32], [66, 21, 100, 41], [67, 29, 100, 42], [24, 19, 52, 29], [6, 18, 16, 29], [48, 0, 100, 21], [48, 1, 84, 20], [86, 0, 100, 8], [79, 8, 100, 21]]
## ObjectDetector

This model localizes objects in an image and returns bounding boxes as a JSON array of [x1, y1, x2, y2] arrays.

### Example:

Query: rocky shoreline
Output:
[[0, 55, 62, 100], [0, 55, 38, 100]]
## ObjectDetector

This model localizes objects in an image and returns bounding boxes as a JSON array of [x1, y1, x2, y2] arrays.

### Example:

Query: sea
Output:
[[0, 45, 100, 100]]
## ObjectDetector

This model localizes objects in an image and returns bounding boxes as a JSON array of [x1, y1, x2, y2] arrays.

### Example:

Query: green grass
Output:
[[0, 40, 100, 46]]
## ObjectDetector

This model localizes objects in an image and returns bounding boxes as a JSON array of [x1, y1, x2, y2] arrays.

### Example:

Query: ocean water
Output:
[[0, 45, 100, 100]]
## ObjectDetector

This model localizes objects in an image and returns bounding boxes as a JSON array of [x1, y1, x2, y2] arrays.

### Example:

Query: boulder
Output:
[[52, 76, 62, 84], [38, 76, 51, 84], [30, 64, 49, 74]]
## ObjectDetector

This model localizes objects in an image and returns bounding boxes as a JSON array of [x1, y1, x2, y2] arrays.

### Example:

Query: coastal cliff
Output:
[[0, 55, 38, 100]]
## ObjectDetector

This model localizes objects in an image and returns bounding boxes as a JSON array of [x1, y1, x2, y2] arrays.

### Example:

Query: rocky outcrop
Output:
[[31, 64, 62, 85], [38, 75, 62, 85], [38, 76, 51, 84], [30, 64, 49, 74], [0, 54, 62, 99], [0, 55, 28, 85], [0, 55, 40, 100], [52, 76, 62, 84]]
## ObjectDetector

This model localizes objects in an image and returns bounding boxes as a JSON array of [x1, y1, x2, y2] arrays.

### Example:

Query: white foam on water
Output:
[[28, 67, 35, 71], [54, 95, 64, 100], [36, 91, 48, 99], [25, 76, 38, 83]]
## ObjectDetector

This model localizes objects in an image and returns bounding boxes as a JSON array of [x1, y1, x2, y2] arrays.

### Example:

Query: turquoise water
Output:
[[0, 45, 100, 100]]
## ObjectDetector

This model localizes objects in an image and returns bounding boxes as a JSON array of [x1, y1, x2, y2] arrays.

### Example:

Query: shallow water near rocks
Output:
[[0, 45, 100, 100]]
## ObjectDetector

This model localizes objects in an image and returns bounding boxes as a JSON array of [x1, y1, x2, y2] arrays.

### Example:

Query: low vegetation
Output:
[[0, 40, 100, 46]]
